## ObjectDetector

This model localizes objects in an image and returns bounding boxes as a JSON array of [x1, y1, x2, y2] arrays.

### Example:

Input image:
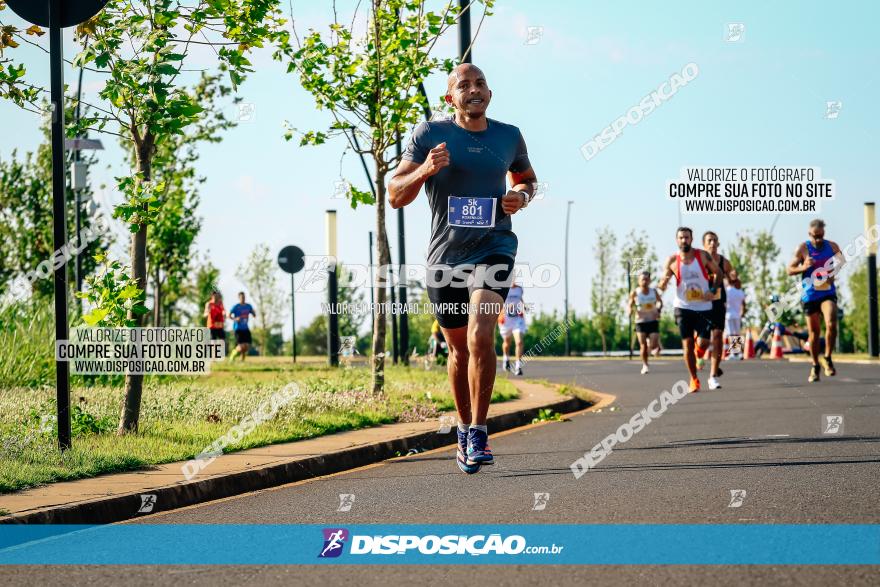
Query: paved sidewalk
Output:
[[0, 379, 609, 524]]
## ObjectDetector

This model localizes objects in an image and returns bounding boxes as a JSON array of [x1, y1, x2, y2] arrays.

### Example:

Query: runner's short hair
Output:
[[676, 226, 693, 237], [809, 218, 826, 229], [238, 291, 245, 296], [639, 270, 651, 279], [702, 230, 718, 243]]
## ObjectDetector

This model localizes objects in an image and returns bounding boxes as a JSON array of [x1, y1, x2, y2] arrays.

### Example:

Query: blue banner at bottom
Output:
[[0, 525, 877, 565]]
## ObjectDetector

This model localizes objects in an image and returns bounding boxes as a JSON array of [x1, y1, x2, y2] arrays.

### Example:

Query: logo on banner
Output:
[[319, 528, 349, 558]]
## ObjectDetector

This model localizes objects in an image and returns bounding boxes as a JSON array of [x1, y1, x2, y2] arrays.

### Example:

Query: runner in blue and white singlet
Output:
[[787, 218, 842, 383]]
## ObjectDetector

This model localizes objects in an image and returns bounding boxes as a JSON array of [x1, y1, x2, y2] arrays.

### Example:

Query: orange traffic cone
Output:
[[744, 329, 755, 359], [770, 324, 784, 359]]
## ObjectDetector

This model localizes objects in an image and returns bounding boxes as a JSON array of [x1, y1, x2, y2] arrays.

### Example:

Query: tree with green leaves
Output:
[[842, 264, 877, 353], [590, 226, 621, 354], [0, 0, 288, 433], [280, 0, 493, 394], [618, 228, 659, 349], [0, 103, 109, 302], [182, 253, 221, 326], [143, 74, 236, 326], [727, 229, 780, 326], [619, 228, 659, 284], [294, 266, 369, 356]]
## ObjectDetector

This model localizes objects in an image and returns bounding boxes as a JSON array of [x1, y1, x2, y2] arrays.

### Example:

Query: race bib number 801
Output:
[[448, 196, 496, 228]]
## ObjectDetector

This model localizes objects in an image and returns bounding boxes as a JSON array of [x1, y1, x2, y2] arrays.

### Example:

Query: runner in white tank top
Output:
[[673, 251, 712, 311], [499, 283, 527, 375], [658, 227, 723, 393], [628, 271, 663, 374], [724, 278, 747, 360]]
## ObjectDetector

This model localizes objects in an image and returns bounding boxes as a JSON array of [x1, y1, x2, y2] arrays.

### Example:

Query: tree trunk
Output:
[[118, 138, 153, 434], [371, 167, 391, 396]]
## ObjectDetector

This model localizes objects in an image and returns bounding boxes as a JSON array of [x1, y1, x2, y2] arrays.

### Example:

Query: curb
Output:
[[1, 388, 590, 525]]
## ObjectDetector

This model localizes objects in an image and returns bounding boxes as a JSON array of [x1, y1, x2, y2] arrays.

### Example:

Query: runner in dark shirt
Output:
[[389, 63, 538, 474]]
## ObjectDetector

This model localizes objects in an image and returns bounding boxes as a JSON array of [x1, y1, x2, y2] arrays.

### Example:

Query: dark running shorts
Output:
[[674, 308, 712, 340], [709, 299, 726, 330], [635, 320, 659, 334], [234, 329, 252, 345], [210, 328, 226, 341], [427, 254, 515, 330], [803, 294, 837, 316]]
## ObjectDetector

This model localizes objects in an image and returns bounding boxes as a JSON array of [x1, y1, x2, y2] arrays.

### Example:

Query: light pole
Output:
[[368, 231, 375, 334], [564, 200, 573, 356], [326, 211, 339, 366], [68, 137, 103, 296], [866, 202, 878, 357], [396, 137, 409, 364], [7, 0, 111, 451], [459, 0, 472, 63]]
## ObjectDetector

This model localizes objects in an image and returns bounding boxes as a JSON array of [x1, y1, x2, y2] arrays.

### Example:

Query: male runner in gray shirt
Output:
[[389, 64, 538, 474]]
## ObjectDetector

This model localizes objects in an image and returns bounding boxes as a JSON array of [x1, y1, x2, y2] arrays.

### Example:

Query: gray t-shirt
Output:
[[402, 117, 531, 266]]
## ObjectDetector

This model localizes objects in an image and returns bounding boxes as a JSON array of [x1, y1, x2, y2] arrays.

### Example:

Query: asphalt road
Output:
[[7, 358, 880, 585]]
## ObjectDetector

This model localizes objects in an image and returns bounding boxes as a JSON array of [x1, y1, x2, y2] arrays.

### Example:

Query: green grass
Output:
[[531, 408, 563, 423], [0, 358, 517, 494], [0, 301, 57, 390]]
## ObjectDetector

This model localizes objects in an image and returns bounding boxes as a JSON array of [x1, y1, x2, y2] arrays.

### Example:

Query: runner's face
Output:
[[447, 69, 491, 118], [677, 231, 692, 252], [639, 274, 649, 288], [703, 234, 718, 253], [809, 226, 825, 244]]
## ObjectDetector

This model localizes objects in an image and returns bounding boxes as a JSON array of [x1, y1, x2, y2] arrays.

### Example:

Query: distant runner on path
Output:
[[229, 291, 256, 361]]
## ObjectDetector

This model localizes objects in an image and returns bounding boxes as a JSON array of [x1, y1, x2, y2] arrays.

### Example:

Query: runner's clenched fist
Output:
[[420, 142, 450, 177], [501, 189, 526, 215]]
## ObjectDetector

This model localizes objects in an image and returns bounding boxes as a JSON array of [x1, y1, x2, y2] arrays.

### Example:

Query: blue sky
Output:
[[1, 0, 878, 335]]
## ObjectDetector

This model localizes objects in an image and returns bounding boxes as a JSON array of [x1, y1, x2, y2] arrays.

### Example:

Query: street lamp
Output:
[[564, 200, 573, 356], [67, 137, 104, 294]]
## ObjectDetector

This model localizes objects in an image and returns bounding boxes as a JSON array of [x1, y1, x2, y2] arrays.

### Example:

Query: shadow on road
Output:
[[642, 435, 880, 449], [497, 456, 880, 478]]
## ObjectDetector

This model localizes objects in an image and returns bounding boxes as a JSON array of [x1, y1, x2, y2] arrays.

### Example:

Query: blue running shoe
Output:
[[456, 427, 481, 474], [466, 427, 494, 465]]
